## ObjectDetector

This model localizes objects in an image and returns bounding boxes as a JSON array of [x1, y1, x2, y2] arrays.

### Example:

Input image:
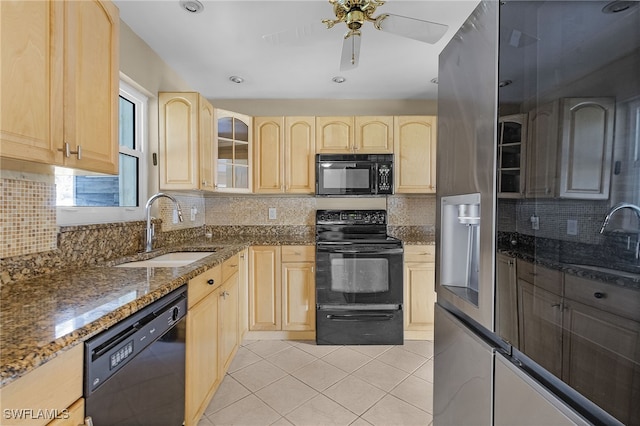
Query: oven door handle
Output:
[[325, 248, 404, 255], [326, 313, 396, 321]]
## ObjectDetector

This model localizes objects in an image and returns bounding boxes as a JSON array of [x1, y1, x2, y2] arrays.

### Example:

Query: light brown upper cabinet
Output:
[[254, 117, 315, 194], [316, 116, 394, 154], [526, 98, 615, 199], [394, 116, 437, 193], [158, 92, 215, 191], [215, 109, 252, 193], [1, 0, 119, 174], [558, 98, 615, 200]]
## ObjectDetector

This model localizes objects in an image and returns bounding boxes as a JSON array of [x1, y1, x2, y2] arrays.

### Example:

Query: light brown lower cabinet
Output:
[[46, 398, 84, 426], [0, 344, 83, 426], [249, 245, 315, 336], [403, 245, 436, 340], [219, 254, 240, 375]]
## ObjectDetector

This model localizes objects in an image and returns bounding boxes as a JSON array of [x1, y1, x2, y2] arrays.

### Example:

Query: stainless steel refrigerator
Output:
[[434, 1, 640, 425]]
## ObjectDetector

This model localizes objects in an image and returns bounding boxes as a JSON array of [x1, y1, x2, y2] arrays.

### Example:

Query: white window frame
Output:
[[56, 80, 149, 225]]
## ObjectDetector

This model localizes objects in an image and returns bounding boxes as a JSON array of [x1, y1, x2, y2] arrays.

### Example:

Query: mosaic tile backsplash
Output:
[[1, 178, 57, 258]]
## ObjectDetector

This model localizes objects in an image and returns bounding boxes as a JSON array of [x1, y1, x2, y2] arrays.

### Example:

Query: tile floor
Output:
[[198, 339, 434, 426]]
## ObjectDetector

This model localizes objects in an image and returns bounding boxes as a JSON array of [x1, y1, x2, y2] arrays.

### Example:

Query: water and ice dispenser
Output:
[[440, 193, 481, 306]]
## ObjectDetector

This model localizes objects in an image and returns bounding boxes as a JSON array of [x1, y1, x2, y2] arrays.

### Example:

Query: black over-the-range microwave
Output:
[[315, 154, 393, 196]]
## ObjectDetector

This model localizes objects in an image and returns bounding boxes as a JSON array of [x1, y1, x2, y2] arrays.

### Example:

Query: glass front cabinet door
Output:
[[497, 113, 527, 198], [214, 109, 252, 192]]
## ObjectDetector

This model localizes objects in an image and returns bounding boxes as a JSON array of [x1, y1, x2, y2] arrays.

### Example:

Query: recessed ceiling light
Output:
[[229, 76, 244, 84], [499, 79, 513, 88], [332, 76, 346, 84], [180, 0, 204, 14], [430, 77, 439, 84], [602, 0, 638, 13]]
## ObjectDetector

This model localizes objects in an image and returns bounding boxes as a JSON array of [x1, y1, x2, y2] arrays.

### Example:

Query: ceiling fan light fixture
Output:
[[229, 76, 244, 84], [179, 0, 204, 14], [332, 76, 346, 84]]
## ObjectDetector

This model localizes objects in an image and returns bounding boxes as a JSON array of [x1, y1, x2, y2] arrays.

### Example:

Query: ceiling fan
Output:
[[321, 0, 449, 71]]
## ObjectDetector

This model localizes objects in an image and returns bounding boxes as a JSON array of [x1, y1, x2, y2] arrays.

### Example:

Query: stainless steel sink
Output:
[[566, 264, 640, 280], [116, 252, 216, 268]]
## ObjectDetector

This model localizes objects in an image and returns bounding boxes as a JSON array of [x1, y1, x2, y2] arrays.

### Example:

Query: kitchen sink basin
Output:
[[116, 252, 216, 268], [566, 264, 640, 280]]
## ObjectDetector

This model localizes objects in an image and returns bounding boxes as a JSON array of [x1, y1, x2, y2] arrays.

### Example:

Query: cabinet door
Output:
[[526, 100, 559, 198], [199, 96, 216, 191], [63, 0, 119, 174], [518, 280, 563, 377], [219, 272, 239, 375], [562, 299, 640, 425], [47, 398, 84, 426], [186, 292, 219, 426], [496, 254, 519, 347], [159, 92, 200, 189], [497, 114, 527, 198], [285, 117, 315, 193], [559, 98, 615, 200], [282, 261, 316, 331], [249, 246, 282, 330], [316, 116, 354, 153], [355, 116, 393, 153], [238, 249, 249, 338], [404, 261, 436, 333], [254, 117, 284, 193], [215, 109, 252, 192], [0, 0, 63, 165], [394, 116, 437, 193]]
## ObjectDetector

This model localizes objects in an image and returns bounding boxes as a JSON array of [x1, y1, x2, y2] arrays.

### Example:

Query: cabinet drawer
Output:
[[281, 245, 315, 262], [516, 259, 563, 296], [0, 344, 83, 426], [189, 265, 222, 308], [564, 274, 640, 322], [223, 254, 240, 282], [404, 245, 435, 263]]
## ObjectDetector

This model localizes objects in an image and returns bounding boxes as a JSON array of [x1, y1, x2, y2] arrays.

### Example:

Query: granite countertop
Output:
[[498, 249, 640, 291], [0, 236, 315, 388]]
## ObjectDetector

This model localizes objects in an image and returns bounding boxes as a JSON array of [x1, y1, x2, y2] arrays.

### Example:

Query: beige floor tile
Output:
[[324, 375, 386, 416], [322, 347, 373, 373], [197, 414, 214, 426], [413, 358, 434, 383], [376, 346, 427, 373], [230, 359, 288, 392], [207, 394, 281, 426], [285, 394, 358, 426], [271, 417, 295, 426], [352, 359, 409, 392], [390, 375, 433, 413], [255, 375, 319, 416], [402, 340, 434, 359], [247, 340, 294, 358], [291, 359, 348, 391], [294, 340, 341, 358], [266, 346, 318, 373], [349, 418, 374, 426], [350, 345, 394, 358], [204, 375, 251, 415], [361, 394, 432, 426], [228, 346, 263, 373]]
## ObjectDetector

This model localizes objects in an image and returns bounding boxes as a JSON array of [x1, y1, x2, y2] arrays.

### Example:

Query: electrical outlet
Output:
[[530, 215, 539, 230], [190, 206, 197, 221], [567, 219, 578, 235], [268, 207, 277, 220]]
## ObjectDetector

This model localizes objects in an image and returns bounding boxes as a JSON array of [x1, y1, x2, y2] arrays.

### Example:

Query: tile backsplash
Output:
[[1, 178, 57, 258]]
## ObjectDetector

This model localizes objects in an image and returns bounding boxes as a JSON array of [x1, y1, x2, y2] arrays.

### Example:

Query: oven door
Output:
[[316, 160, 376, 196], [316, 243, 404, 306]]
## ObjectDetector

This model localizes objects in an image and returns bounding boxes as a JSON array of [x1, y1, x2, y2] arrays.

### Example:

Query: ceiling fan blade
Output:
[[376, 14, 449, 44], [340, 32, 361, 71]]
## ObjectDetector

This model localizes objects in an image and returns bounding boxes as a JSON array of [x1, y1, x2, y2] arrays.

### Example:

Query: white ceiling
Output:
[[114, 0, 480, 100]]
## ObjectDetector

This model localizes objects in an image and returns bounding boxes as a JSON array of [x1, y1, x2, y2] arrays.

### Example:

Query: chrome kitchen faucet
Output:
[[145, 192, 183, 252], [599, 202, 640, 260]]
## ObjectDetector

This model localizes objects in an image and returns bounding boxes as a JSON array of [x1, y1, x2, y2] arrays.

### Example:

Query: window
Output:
[[56, 80, 148, 225]]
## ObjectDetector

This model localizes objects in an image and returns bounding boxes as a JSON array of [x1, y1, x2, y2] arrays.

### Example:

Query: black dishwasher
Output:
[[84, 286, 187, 425]]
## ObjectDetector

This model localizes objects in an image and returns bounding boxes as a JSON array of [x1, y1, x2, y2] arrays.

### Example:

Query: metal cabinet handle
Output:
[[59, 142, 82, 159], [220, 290, 229, 299], [207, 279, 215, 285], [84, 417, 94, 426], [594, 292, 606, 299]]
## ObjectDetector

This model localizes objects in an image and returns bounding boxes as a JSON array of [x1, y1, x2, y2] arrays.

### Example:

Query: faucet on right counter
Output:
[[600, 202, 640, 260]]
